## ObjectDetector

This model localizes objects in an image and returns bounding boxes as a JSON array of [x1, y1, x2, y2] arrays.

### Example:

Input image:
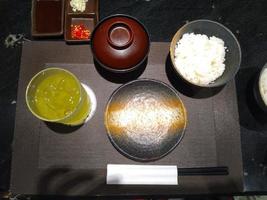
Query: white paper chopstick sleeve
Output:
[[107, 164, 178, 185]]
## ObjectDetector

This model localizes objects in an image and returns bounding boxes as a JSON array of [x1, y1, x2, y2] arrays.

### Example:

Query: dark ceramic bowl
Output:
[[104, 79, 187, 161], [254, 63, 267, 112], [170, 19, 241, 88], [91, 14, 150, 73]]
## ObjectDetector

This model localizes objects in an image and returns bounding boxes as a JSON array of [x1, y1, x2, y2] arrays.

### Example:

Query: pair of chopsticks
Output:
[[178, 166, 229, 176]]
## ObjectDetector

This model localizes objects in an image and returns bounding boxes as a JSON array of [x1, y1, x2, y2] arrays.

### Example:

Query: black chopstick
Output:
[[178, 166, 229, 176]]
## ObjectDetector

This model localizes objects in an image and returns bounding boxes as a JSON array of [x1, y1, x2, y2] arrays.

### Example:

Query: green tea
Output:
[[33, 72, 80, 119], [28, 69, 90, 125]]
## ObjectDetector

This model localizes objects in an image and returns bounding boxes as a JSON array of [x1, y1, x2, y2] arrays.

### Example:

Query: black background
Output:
[[1, 0, 267, 194]]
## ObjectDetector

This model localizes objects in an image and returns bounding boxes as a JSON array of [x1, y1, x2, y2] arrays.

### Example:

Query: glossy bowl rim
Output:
[[170, 19, 242, 88], [91, 14, 151, 73], [104, 78, 187, 162]]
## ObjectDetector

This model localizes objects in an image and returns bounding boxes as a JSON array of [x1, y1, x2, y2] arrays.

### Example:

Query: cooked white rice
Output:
[[70, 0, 88, 12], [259, 68, 267, 106], [174, 33, 226, 85]]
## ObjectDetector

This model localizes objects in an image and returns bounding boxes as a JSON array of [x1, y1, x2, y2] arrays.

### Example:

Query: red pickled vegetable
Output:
[[71, 24, 90, 39]]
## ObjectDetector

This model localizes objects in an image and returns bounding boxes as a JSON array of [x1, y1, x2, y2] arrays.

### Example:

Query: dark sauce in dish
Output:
[[35, 0, 62, 33]]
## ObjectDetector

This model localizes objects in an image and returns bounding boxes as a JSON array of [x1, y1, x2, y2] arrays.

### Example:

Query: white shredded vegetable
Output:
[[70, 0, 88, 12]]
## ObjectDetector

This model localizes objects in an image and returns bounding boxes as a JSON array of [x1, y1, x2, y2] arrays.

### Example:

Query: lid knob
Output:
[[107, 22, 134, 49]]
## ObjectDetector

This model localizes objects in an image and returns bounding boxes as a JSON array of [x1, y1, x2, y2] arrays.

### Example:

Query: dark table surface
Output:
[[1, 0, 267, 195]]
